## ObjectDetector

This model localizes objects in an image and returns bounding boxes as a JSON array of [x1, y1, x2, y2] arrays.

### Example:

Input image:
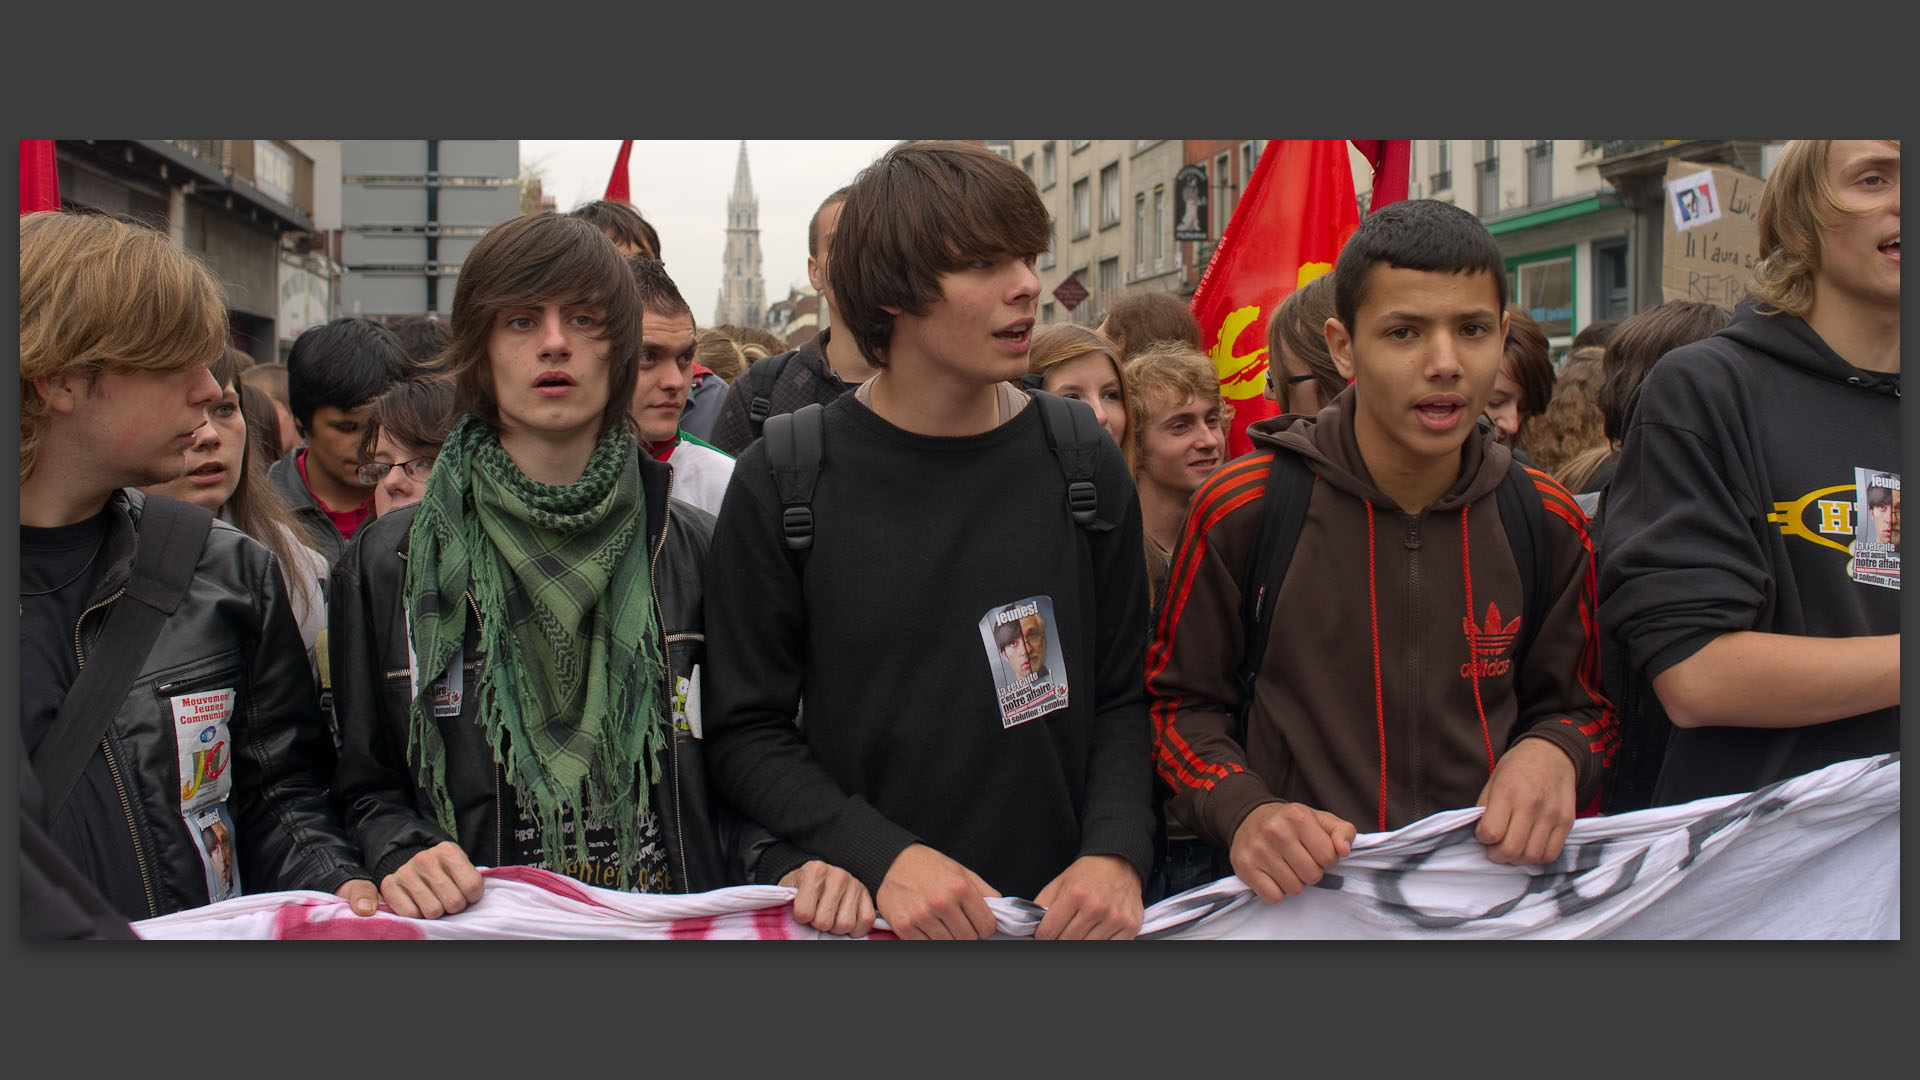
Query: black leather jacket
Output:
[[330, 453, 790, 893], [54, 490, 371, 919]]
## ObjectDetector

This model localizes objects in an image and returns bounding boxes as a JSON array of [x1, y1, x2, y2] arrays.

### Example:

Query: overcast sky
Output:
[[520, 140, 898, 326]]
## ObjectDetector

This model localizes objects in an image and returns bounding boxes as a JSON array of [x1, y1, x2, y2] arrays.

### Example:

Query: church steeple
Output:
[[714, 140, 766, 328]]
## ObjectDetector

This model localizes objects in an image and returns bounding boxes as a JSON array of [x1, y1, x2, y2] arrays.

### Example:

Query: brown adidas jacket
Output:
[[1147, 391, 1616, 848]]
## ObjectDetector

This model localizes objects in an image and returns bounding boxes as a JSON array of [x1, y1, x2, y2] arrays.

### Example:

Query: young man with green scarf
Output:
[[330, 212, 851, 926]]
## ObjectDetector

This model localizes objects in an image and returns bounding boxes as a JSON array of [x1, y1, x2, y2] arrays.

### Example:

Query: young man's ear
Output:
[[1326, 316, 1356, 382], [807, 255, 826, 294], [33, 374, 81, 415]]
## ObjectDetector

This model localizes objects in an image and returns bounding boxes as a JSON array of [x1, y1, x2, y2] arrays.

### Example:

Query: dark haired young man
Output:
[[19, 210, 377, 924], [1147, 199, 1615, 904], [329, 213, 850, 925], [702, 141, 1158, 940], [1599, 140, 1900, 807], [629, 256, 734, 470], [269, 317, 409, 563], [707, 185, 880, 455]]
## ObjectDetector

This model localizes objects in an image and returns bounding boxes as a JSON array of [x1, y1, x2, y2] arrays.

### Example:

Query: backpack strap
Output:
[[745, 348, 799, 441], [1233, 452, 1315, 744], [1029, 389, 1102, 528], [763, 402, 826, 553], [32, 495, 213, 821], [1494, 459, 1552, 687]]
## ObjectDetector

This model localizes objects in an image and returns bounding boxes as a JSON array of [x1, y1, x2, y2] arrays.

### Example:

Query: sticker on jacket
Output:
[[191, 804, 242, 903], [675, 668, 703, 739], [1848, 468, 1899, 590], [404, 611, 466, 717], [980, 596, 1069, 729], [172, 688, 235, 812]]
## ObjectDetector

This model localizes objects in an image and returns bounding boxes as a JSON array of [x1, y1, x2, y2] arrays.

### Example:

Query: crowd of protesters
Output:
[[19, 138, 1898, 939]]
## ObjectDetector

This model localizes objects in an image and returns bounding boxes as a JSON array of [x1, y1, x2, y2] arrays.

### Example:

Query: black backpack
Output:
[[1231, 451, 1553, 743], [762, 390, 1109, 558], [743, 348, 801, 443]]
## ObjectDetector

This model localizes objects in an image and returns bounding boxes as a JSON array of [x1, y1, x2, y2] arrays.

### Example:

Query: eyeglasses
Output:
[[1266, 371, 1317, 394], [357, 456, 435, 485]]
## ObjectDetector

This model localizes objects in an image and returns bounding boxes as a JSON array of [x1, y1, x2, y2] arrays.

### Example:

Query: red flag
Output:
[[604, 140, 633, 202], [1190, 140, 1361, 459], [20, 140, 60, 214], [1350, 140, 1412, 212]]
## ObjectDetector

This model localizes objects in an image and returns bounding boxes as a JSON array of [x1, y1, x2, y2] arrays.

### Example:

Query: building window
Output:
[[1527, 140, 1552, 205], [1097, 257, 1119, 322], [1240, 141, 1258, 186], [1042, 301, 1055, 325], [1475, 140, 1499, 215], [1072, 178, 1091, 238], [1070, 267, 1089, 322], [1511, 248, 1576, 343], [1042, 142, 1057, 189], [1072, 140, 1091, 152], [1133, 193, 1147, 273], [1021, 153, 1035, 181], [1153, 185, 1166, 269], [1214, 152, 1235, 237], [1041, 224, 1056, 269], [1430, 139, 1452, 191], [1100, 163, 1121, 228]]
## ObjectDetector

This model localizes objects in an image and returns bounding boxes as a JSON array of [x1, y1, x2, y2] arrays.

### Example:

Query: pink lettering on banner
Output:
[[272, 901, 426, 941], [667, 916, 717, 940], [484, 864, 615, 909]]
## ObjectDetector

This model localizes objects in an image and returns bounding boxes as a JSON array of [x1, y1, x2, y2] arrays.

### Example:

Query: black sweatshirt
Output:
[[701, 392, 1157, 900], [1597, 301, 1900, 804]]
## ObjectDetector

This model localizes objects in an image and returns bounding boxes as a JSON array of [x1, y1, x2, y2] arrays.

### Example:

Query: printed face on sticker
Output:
[[995, 620, 1034, 681]]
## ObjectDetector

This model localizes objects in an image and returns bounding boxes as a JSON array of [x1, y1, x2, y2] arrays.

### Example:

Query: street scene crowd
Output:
[[18, 138, 1900, 939]]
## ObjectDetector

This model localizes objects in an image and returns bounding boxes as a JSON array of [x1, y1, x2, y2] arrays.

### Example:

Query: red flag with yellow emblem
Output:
[[1190, 140, 1361, 459]]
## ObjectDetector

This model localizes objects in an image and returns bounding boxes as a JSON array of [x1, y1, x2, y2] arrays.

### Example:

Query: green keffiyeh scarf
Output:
[[404, 414, 667, 888]]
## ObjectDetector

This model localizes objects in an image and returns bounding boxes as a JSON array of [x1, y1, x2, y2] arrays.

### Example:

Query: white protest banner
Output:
[[134, 754, 1897, 941]]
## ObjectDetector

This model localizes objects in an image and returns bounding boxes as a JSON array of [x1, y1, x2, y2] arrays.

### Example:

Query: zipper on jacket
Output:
[[652, 470, 690, 893], [1402, 514, 1424, 823], [73, 589, 158, 918], [103, 738, 159, 918]]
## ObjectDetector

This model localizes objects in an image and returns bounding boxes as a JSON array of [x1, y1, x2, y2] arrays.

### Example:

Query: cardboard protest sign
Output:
[[1661, 158, 1765, 307]]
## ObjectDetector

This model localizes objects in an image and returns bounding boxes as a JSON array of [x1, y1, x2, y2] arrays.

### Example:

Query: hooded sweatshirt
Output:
[[1148, 390, 1616, 847], [1597, 300, 1900, 805]]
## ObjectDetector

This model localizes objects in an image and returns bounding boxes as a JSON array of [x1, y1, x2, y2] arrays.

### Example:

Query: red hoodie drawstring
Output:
[[1461, 507, 1496, 775], [1366, 502, 1386, 831]]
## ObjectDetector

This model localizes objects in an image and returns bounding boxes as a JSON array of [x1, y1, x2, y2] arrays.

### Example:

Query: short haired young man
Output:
[[702, 142, 1158, 939], [269, 317, 409, 563], [630, 256, 735, 471], [1125, 342, 1229, 611], [1599, 140, 1900, 806], [1147, 199, 1615, 904], [19, 210, 377, 922], [328, 213, 844, 923], [707, 185, 880, 454]]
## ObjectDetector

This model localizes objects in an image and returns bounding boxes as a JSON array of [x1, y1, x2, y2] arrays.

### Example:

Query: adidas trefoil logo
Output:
[[1461, 602, 1520, 678]]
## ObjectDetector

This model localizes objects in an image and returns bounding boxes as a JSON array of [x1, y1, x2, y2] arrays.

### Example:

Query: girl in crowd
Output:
[[1484, 308, 1556, 461], [1025, 323, 1134, 465], [1525, 345, 1610, 483], [356, 373, 457, 518], [1565, 300, 1734, 500], [1264, 274, 1346, 416], [695, 327, 748, 383], [142, 346, 329, 657]]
